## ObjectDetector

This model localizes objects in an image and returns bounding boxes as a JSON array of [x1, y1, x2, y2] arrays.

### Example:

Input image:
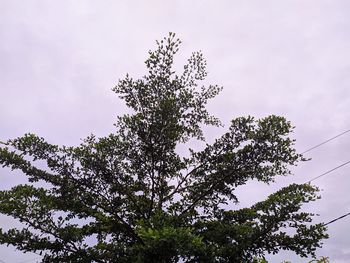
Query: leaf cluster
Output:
[[0, 33, 328, 262]]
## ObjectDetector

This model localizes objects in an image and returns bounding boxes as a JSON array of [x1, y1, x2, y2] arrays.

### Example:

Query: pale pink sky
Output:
[[1, 1, 350, 262]]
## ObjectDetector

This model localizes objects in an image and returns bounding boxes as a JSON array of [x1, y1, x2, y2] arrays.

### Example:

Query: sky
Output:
[[0, 0, 350, 262]]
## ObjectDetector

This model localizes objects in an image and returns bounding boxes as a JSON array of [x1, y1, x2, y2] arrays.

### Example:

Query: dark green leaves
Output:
[[0, 34, 328, 262]]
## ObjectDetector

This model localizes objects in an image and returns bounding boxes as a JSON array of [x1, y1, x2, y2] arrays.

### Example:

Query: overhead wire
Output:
[[299, 160, 350, 225], [294, 128, 350, 183], [324, 212, 350, 226], [297, 129, 350, 226], [301, 129, 350, 154], [305, 160, 350, 184], [0, 129, 349, 250]]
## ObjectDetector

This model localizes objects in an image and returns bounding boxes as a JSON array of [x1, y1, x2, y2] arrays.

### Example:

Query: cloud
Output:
[[1, 1, 350, 261]]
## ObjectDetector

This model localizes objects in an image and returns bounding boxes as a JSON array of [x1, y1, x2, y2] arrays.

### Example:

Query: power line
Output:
[[299, 130, 350, 225], [1, 129, 349, 153], [324, 212, 350, 226], [306, 160, 350, 184], [302, 129, 350, 154]]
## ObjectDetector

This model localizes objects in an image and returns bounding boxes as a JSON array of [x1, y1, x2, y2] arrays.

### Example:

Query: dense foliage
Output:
[[0, 33, 327, 262]]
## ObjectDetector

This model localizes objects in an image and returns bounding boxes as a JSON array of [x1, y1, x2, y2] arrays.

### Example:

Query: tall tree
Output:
[[0, 33, 327, 262]]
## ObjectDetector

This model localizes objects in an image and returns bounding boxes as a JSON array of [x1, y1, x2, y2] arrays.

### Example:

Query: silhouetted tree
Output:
[[0, 33, 327, 262]]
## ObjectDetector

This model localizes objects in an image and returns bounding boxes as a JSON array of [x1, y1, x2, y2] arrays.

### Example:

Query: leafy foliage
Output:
[[0, 33, 328, 262]]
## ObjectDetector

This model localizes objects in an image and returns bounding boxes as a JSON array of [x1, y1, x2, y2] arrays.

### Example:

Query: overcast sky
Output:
[[1, 1, 350, 262]]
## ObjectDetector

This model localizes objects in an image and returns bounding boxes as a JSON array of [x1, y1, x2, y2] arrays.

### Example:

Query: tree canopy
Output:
[[0, 33, 328, 262]]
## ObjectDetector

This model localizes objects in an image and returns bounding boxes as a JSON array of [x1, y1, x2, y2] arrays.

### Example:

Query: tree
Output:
[[0, 33, 328, 262]]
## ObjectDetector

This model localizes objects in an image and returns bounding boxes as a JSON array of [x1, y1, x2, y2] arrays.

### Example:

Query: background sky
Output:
[[0, 1, 350, 262]]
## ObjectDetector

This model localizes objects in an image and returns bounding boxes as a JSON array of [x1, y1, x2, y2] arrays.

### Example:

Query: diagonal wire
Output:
[[306, 160, 350, 184], [299, 129, 350, 224], [302, 129, 350, 154], [0, 128, 349, 242], [324, 212, 350, 226]]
